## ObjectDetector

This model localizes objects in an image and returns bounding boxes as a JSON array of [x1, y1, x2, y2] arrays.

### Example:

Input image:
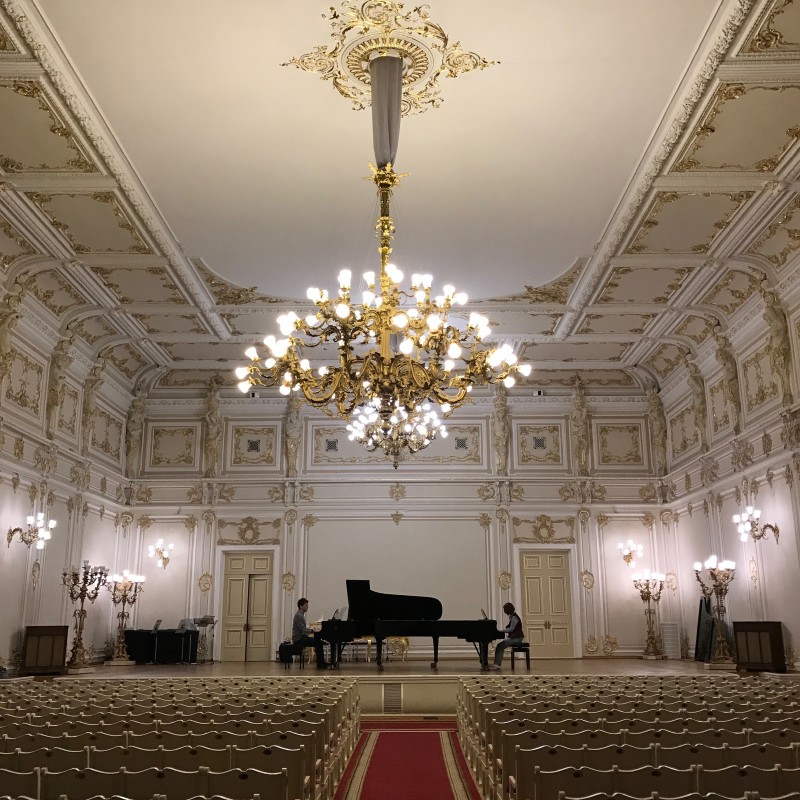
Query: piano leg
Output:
[[431, 636, 440, 669], [479, 642, 489, 669], [376, 637, 385, 671]]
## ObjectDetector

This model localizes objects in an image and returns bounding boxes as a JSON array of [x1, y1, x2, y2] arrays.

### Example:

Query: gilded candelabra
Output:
[[618, 539, 643, 568], [106, 570, 145, 664], [62, 561, 108, 671], [733, 506, 779, 544], [148, 538, 174, 569], [632, 570, 665, 659], [694, 556, 736, 669], [7, 512, 56, 550]]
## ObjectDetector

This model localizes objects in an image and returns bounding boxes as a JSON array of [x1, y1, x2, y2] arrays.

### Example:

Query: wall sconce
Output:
[[148, 538, 174, 569], [617, 539, 643, 567], [7, 513, 56, 550], [733, 506, 779, 544]]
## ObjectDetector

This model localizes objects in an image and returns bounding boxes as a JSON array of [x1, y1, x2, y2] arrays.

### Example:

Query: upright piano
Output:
[[318, 580, 504, 670]]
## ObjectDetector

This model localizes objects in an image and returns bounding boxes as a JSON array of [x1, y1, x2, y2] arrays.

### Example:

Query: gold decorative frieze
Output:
[[743, 345, 778, 411], [669, 406, 698, 458], [577, 313, 655, 336], [559, 480, 606, 504], [158, 370, 235, 388], [92, 408, 123, 462], [709, 380, 731, 434], [30, 270, 87, 318], [196, 264, 281, 306], [748, 196, 800, 270], [0, 214, 35, 270], [675, 315, 714, 345], [646, 343, 685, 381], [282, 1, 495, 116], [626, 192, 752, 255], [700, 269, 760, 316], [92, 266, 182, 305], [745, 0, 800, 52], [150, 426, 197, 468], [164, 341, 254, 363], [673, 85, 800, 173], [217, 516, 280, 546], [597, 266, 691, 304], [4, 350, 43, 416], [72, 314, 117, 346], [529, 369, 634, 388], [0, 82, 96, 173], [519, 424, 562, 466], [133, 313, 206, 335], [26, 193, 151, 254], [57, 384, 78, 436], [597, 424, 643, 466], [95, 344, 145, 382], [231, 426, 276, 467], [512, 514, 576, 544]]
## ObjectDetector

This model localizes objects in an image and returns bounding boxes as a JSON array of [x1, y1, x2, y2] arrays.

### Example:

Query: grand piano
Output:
[[319, 580, 504, 670]]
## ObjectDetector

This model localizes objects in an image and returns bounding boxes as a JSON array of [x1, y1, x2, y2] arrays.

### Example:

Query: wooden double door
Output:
[[519, 550, 575, 658], [221, 552, 273, 662]]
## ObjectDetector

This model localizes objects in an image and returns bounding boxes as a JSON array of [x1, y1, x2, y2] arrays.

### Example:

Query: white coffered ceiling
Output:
[[1, 0, 800, 394]]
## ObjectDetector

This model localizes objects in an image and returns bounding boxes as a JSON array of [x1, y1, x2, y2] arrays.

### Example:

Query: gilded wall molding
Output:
[[217, 516, 281, 546], [597, 423, 643, 465], [512, 514, 575, 544]]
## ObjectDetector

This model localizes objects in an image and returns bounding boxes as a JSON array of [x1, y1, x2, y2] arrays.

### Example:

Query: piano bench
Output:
[[280, 642, 309, 669], [510, 641, 530, 671]]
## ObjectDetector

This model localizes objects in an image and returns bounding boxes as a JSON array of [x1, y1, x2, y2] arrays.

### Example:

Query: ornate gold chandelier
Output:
[[237, 37, 530, 462]]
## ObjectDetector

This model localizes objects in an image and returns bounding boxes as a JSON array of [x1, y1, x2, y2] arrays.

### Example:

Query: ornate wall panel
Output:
[[743, 1, 800, 53], [0, 213, 35, 270], [0, 81, 96, 173], [3, 349, 43, 417], [748, 196, 800, 270], [72, 315, 118, 346], [626, 192, 752, 254], [229, 426, 277, 468], [709, 379, 731, 434], [102, 344, 147, 381], [26, 193, 151, 254], [30, 270, 87, 318], [310, 423, 483, 469], [672, 85, 800, 173], [597, 266, 691, 304], [148, 425, 199, 471], [742, 345, 778, 411], [669, 405, 698, 459], [675, 314, 714, 345], [594, 422, 645, 468], [646, 343, 685, 381], [57, 383, 78, 437], [517, 423, 564, 468], [700, 269, 761, 316], [92, 406, 123, 462]]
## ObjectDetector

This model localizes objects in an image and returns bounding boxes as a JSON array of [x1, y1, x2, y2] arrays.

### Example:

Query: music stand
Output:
[[194, 616, 216, 664]]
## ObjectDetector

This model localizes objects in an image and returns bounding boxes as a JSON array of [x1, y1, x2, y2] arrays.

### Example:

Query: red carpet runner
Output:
[[334, 720, 481, 800]]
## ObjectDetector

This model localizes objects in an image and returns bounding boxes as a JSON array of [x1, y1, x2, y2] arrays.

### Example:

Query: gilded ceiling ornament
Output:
[[477, 484, 495, 502], [596, 513, 610, 529], [98, 505, 105, 521], [498, 572, 512, 591], [285, 509, 297, 527], [510, 484, 525, 502], [747, 0, 797, 51], [187, 485, 203, 504], [302, 514, 319, 528], [218, 516, 280, 545], [268, 485, 286, 503], [580, 570, 594, 592], [202, 509, 216, 527], [13, 437, 23, 460], [731, 438, 755, 472], [766, 468, 774, 488], [198, 572, 213, 593], [479, 513, 493, 530], [641, 513, 655, 532], [99, 475, 107, 495], [138, 515, 153, 530], [639, 483, 658, 503], [282, 1, 496, 115], [786, 464, 795, 490], [494, 510, 507, 524], [391, 512, 403, 526], [748, 196, 800, 268], [298, 484, 315, 501]]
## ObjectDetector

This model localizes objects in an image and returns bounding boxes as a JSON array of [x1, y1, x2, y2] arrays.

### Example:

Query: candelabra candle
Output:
[[61, 561, 108, 670], [632, 570, 666, 659], [693, 555, 736, 669], [106, 570, 145, 664]]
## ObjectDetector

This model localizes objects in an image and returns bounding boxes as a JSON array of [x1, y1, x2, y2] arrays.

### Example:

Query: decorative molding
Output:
[[198, 572, 212, 593], [217, 516, 280, 546], [498, 571, 512, 591], [512, 514, 575, 544], [602, 635, 618, 656], [580, 570, 595, 592], [389, 483, 406, 501], [282, 572, 296, 591], [558, 479, 606, 504]]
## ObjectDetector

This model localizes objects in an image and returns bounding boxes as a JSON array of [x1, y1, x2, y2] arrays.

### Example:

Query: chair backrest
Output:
[[39, 766, 126, 800], [0, 767, 40, 800], [724, 742, 800, 769], [697, 764, 800, 796], [205, 767, 289, 800], [230, 745, 306, 800]]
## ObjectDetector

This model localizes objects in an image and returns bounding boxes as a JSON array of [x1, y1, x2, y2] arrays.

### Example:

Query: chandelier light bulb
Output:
[[693, 561, 702, 571], [338, 269, 352, 289], [26, 516, 34, 525], [447, 342, 462, 359]]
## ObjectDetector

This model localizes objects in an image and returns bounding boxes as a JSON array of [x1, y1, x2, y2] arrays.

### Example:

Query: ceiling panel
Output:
[[743, 0, 800, 53], [645, 343, 685, 381], [91, 266, 183, 304], [30, 269, 88, 317], [134, 313, 207, 335], [0, 214, 35, 270], [700, 269, 761, 316], [522, 341, 630, 362], [748, 196, 800, 270], [674, 314, 715, 345], [577, 313, 655, 335], [597, 266, 692, 304], [524, 369, 635, 389]]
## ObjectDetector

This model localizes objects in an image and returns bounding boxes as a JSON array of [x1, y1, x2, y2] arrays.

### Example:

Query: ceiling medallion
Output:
[[281, 1, 497, 115]]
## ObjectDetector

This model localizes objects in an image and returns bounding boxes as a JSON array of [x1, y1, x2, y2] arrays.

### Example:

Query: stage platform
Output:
[[55, 658, 753, 715]]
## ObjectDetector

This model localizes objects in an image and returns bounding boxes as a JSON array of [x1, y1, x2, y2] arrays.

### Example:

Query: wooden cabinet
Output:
[[22, 625, 68, 676], [733, 621, 786, 673]]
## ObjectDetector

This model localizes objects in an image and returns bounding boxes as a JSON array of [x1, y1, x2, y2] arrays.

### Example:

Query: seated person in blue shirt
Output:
[[491, 602, 524, 670]]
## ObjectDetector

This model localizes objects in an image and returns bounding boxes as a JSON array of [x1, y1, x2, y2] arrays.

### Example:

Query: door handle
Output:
[[544, 621, 552, 630], [243, 623, 251, 632]]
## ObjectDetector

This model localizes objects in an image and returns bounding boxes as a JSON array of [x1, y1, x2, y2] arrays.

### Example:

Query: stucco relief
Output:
[[151, 426, 197, 467], [217, 516, 281, 545], [4, 350, 42, 415], [56, 384, 78, 436], [512, 514, 575, 544], [597, 424, 643, 465], [709, 380, 730, 434], [519, 424, 562, 465], [669, 406, 697, 458], [231, 426, 276, 466], [742, 346, 778, 411], [749, 196, 800, 268], [700, 269, 760, 316]]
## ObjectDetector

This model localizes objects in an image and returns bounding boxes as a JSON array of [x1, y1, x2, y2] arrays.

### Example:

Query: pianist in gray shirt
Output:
[[292, 598, 328, 668]]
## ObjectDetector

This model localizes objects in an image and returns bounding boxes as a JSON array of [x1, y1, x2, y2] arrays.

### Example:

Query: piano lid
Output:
[[346, 579, 443, 622]]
